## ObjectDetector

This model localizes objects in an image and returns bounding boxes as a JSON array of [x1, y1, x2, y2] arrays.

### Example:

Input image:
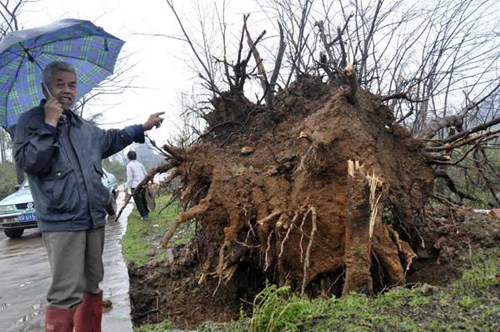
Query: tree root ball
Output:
[[167, 76, 435, 297]]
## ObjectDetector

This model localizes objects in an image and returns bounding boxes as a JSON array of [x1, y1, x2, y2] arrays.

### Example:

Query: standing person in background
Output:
[[14, 61, 164, 332], [126, 150, 149, 221]]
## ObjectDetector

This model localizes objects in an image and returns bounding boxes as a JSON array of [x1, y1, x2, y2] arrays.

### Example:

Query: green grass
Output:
[[133, 321, 172, 332], [243, 284, 314, 332], [122, 193, 194, 268], [231, 249, 499, 332]]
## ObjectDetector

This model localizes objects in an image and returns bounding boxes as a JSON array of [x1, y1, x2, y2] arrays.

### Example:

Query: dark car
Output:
[[0, 169, 118, 238]]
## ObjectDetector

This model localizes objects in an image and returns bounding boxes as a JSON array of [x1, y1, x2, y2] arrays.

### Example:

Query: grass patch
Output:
[[243, 284, 313, 332], [133, 321, 172, 332], [122, 193, 193, 268], [232, 249, 499, 332]]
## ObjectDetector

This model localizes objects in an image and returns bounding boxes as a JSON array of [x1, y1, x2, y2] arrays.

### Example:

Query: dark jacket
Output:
[[14, 101, 144, 232]]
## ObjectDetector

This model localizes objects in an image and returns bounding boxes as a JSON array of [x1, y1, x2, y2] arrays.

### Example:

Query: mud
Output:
[[406, 206, 500, 286], [129, 244, 264, 329]]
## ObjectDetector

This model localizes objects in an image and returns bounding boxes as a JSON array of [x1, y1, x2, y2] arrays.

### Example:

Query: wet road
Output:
[[0, 195, 134, 331]]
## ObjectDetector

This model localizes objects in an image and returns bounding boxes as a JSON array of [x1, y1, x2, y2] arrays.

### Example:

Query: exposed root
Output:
[[297, 145, 316, 172], [257, 209, 283, 226], [367, 171, 384, 238], [161, 197, 210, 248], [389, 227, 417, 273], [245, 210, 257, 243], [279, 211, 298, 258], [343, 160, 386, 295], [264, 230, 274, 271], [301, 206, 318, 296], [299, 208, 308, 263], [153, 80, 438, 304]]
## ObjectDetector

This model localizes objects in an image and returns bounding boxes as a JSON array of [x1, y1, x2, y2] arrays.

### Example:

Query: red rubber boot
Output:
[[74, 291, 103, 332], [45, 306, 75, 332]]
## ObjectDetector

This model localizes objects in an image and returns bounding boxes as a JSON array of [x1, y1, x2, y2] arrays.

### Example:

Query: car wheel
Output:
[[106, 191, 118, 216], [4, 228, 24, 239]]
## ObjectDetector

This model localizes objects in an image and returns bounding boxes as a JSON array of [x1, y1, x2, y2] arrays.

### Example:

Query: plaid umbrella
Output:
[[0, 18, 124, 127]]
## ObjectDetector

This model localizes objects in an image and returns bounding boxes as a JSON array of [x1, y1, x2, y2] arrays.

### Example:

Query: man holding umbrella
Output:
[[14, 60, 163, 331]]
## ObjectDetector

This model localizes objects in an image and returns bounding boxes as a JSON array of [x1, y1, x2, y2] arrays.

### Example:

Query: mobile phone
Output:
[[41, 82, 53, 98]]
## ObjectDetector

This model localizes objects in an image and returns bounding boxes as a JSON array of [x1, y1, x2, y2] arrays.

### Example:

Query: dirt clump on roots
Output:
[[128, 245, 265, 328], [128, 76, 499, 328], [405, 205, 500, 286]]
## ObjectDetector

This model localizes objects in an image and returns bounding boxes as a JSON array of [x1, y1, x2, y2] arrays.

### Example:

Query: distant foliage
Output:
[[0, 162, 17, 199], [441, 146, 500, 208], [130, 142, 165, 169], [102, 159, 126, 184]]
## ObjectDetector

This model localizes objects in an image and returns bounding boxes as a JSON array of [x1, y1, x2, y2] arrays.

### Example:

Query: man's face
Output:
[[44, 70, 77, 110]]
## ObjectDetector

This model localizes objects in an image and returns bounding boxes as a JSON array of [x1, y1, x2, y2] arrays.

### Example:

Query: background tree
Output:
[[164, 0, 499, 206], [0, 162, 17, 198], [0, 0, 30, 164]]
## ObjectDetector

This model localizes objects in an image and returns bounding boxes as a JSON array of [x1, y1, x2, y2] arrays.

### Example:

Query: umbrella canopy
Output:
[[0, 18, 124, 127]]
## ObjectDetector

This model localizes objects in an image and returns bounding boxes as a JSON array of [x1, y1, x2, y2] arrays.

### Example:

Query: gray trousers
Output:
[[43, 227, 105, 308]]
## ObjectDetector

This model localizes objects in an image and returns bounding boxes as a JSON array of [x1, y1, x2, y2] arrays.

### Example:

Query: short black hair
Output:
[[127, 150, 137, 160]]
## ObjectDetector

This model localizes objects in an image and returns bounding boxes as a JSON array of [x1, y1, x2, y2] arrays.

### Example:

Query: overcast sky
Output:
[[16, 0, 262, 143]]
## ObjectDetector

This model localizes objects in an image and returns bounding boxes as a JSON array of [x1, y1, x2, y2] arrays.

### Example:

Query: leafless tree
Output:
[[166, 0, 498, 125], [164, 0, 500, 205], [0, 0, 36, 165], [256, 0, 499, 132]]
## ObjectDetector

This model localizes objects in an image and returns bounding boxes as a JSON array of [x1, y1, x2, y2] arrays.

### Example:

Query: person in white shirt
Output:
[[126, 150, 149, 220]]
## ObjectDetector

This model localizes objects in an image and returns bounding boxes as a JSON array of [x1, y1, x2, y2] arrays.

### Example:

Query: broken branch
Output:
[[344, 64, 358, 104]]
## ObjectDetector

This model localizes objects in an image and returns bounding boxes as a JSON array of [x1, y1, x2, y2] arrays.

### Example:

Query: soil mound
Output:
[[128, 77, 498, 328]]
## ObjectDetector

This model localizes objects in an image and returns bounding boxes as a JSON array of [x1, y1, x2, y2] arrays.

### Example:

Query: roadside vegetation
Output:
[[122, 194, 175, 267], [0, 162, 17, 199], [103, 158, 127, 184], [122, 192, 195, 268], [124, 194, 499, 332], [232, 249, 499, 332]]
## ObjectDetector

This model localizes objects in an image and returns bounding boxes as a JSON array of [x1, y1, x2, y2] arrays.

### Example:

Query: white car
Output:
[[0, 169, 118, 239]]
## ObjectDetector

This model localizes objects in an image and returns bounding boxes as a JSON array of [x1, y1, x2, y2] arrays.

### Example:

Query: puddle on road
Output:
[[0, 300, 11, 311], [19, 281, 34, 288]]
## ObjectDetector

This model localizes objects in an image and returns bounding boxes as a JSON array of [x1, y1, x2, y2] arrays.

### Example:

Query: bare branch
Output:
[[244, 24, 269, 100], [165, 0, 219, 94], [380, 92, 428, 103], [442, 116, 500, 144], [268, 21, 286, 107]]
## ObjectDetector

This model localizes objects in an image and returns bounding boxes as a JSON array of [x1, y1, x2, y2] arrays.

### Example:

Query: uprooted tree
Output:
[[138, 0, 499, 301]]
